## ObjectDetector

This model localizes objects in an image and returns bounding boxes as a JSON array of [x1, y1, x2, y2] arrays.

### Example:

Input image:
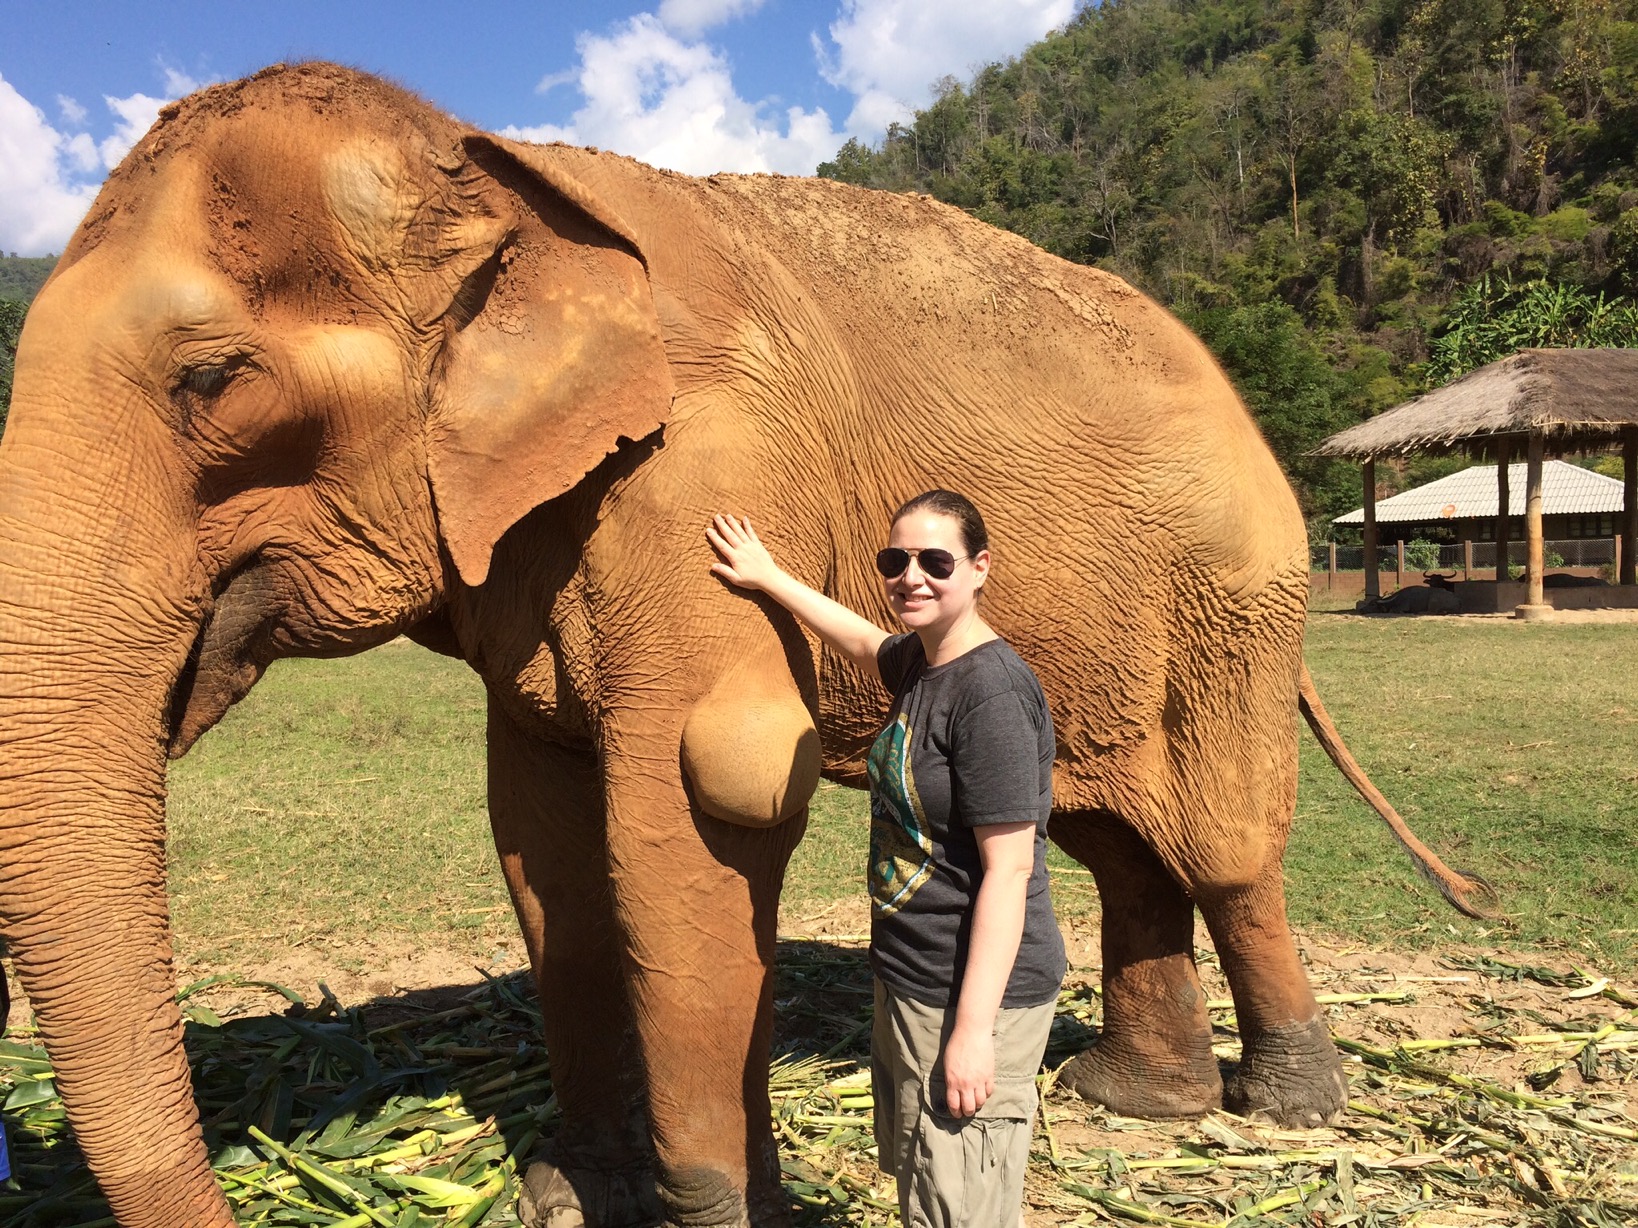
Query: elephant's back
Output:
[[697, 172, 1305, 583], [530, 152, 1296, 530]]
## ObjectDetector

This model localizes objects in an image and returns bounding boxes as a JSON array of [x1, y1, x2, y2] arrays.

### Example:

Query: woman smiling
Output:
[[707, 490, 1064, 1228]]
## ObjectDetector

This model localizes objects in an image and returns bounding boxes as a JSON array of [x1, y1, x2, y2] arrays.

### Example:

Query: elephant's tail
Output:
[[1298, 664, 1498, 919]]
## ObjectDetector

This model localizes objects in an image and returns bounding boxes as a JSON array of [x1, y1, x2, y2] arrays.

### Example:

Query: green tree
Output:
[[1183, 300, 1360, 524], [1426, 276, 1638, 383], [0, 298, 27, 438], [0, 255, 56, 302]]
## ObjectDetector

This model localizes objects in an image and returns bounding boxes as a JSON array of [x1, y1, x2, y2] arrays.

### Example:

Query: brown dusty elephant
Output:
[[0, 63, 1490, 1228]]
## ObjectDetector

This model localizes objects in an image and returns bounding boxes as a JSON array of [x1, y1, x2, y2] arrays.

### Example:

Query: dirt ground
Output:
[[6, 895, 1635, 1225], [5, 891, 1632, 1110], [1321, 605, 1638, 623]]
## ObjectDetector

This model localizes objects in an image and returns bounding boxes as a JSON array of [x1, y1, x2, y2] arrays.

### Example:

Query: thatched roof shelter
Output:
[[1312, 347, 1638, 612], [1313, 348, 1638, 459]]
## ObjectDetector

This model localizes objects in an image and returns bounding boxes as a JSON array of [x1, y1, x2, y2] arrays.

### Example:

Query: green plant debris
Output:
[[3, 944, 1635, 1226]]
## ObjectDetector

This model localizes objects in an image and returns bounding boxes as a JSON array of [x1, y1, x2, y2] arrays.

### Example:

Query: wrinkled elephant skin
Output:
[[0, 64, 1484, 1228]]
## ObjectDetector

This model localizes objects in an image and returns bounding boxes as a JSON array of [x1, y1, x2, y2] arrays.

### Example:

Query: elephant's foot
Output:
[[1224, 1016, 1348, 1127], [519, 1150, 661, 1228], [1061, 1033, 1222, 1119], [657, 1166, 753, 1228]]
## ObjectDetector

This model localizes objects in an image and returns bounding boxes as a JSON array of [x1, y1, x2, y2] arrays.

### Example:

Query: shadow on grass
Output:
[[1, 939, 938, 1227]]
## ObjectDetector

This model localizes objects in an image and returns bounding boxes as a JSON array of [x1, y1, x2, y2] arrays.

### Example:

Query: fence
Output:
[[1314, 539, 1618, 572]]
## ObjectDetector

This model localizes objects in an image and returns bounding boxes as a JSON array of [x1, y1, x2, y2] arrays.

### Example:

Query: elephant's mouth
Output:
[[166, 562, 279, 759]]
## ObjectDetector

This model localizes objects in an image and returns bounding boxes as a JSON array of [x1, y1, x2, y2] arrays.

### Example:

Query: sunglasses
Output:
[[875, 547, 968, 580]]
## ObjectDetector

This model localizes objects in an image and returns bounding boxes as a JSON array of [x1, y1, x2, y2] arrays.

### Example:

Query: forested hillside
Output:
[[820, 0, 1638, 531], [0, 256, 55, 437], [0, 255, 55, 304]]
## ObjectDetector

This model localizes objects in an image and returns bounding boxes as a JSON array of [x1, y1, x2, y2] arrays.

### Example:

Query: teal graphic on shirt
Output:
[[867, 713, 936, 917]]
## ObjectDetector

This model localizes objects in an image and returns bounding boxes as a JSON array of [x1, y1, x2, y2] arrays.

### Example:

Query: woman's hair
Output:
[[890, 489, 990, 558]]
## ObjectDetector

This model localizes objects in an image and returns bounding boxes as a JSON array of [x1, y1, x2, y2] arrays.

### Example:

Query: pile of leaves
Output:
[[0, 972, 549, 1227], [1, 944, 1635, 1226]]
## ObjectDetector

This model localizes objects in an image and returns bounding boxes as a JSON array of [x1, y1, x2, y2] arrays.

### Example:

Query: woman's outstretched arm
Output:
[[707, 514, 888, 682]]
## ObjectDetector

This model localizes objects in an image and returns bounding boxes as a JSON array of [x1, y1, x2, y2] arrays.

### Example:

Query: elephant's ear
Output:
[[431, 135, 673, 586], [328, 132, 673, 587]]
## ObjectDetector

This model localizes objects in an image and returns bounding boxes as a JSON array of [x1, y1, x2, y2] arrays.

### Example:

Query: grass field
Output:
[[8, 611, 1634, 1228], [166, 610, 1638, 970]]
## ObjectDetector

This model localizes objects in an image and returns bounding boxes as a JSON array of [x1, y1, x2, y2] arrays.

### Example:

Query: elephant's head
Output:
[[0, 63, 671, 1227]]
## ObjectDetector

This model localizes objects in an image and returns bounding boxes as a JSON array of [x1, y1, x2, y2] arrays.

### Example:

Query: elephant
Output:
[[0, 63, 1492, 1228]]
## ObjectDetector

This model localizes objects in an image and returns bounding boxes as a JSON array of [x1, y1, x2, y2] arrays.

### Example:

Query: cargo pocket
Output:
[[909, 1074, 1037, 1228]]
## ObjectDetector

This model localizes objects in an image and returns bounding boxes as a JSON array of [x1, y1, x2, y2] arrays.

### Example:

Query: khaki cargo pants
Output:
[[872, 980, 1055, 1228]]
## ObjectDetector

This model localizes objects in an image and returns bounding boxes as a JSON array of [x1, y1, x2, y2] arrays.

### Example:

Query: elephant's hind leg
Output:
[[1050, 811, 1222, 1118], [1196, 863, 1348, 1127], [486, 702, 661, 1228]]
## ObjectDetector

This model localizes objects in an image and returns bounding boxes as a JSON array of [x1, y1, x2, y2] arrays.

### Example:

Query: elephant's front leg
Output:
[[486, 703, 660, 1228], [603, 685, 813, 1228]]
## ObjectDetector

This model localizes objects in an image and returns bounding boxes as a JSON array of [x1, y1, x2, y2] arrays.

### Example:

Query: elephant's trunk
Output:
[[0, 357, 235, 1225]]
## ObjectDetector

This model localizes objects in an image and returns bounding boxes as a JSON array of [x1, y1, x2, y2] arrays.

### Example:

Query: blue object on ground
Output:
[[0, 1116, 11, 1181]]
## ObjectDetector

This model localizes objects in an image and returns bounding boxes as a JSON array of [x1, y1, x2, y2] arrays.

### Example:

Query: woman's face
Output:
[[883, 510, 990, 633]]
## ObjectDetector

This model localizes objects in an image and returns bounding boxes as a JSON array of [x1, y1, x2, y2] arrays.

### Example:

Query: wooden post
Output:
[[1618, 534, 1625, 586], [1495, 438, 1511, 582], [1623, 426, 1637, 586], [1463, 539, 1472, 580], [1362, 458, 1379, 600], [1396, 539, 1405, 590], [1519, 433, 1547, 618], [1328, 540, 1337, 590]]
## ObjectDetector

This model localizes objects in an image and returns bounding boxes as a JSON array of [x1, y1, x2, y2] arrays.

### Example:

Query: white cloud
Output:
[[0, 74, 101, 254], [0, 68, 211, 255], [504, 14, 843, 176], [515, 0, 1080, 178], [99, 91, 169, 169], [657, 0, 765, 37], [161, 66, 206, 98], [535, 67, 579, 94], [822, 0, 1076, 134], [64, 132, 100, 174], [93, 63, 208, 171]]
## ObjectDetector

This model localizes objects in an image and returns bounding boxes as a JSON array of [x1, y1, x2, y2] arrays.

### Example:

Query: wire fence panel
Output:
[[1312, 539, 1617, 572]]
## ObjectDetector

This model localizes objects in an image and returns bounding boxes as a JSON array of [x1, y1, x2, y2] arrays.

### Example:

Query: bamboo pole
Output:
[[1362, 458, 1379, 600], [1396, 538, 1405, 590], [1519, 433, 1548, 618], [1328, 540, 1337, 590], [1495, 438, 1511, 583], [1623, 427, 1636, 586], [1463, 538, 1472, 580]]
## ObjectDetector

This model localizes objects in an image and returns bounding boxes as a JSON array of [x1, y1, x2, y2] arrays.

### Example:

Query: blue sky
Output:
[[1, 0, 1079, 255]]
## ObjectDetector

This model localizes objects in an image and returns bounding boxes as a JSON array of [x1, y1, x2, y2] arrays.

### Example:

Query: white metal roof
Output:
[[1334, 460, 1625, 525]]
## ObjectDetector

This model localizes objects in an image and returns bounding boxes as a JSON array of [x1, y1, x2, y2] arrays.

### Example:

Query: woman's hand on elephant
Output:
[[940, 1021, 995, 1118], [707, 515, 784, 591], [706, 514, 889, 682]]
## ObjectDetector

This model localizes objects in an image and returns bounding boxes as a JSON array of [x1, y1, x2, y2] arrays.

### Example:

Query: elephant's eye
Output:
[[172, 353, 256, 426], [184, 365, 229, 396], [178, 357, 247, 399]]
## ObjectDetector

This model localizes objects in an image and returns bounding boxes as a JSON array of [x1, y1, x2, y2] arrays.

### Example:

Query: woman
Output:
[[707, 490, 1065, 1228]]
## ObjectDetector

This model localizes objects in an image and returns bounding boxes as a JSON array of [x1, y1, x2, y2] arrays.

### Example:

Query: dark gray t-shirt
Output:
[[867, 633, 1066, 1009]]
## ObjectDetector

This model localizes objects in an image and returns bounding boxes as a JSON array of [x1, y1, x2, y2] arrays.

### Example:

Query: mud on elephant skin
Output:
[[0, 62, 1492, 1227]]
